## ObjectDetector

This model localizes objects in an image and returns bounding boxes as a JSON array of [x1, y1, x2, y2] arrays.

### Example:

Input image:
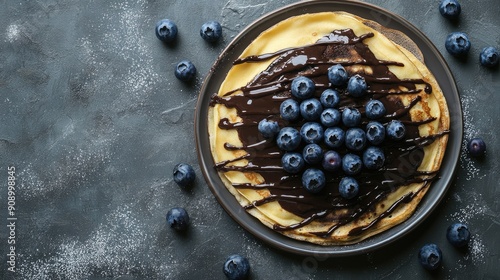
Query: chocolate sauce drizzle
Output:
[[211, 29, 448, 238]]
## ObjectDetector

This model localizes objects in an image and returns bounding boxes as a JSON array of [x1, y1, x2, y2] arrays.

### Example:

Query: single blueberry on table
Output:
[[320, 89, 341, 108], [173, 163, 196, 188], [174, 60, 197, 82], [300, 98, 323, 121], [339, 177, 359, 199], [303, 143, 324, 165], [280, 99, 301, 121], [327, 64, 349, 86], [291, 76, 315, 100], [166, 207, 190, 231], [342, 107, 362, 127], [300, 122, 324, 144], [345, 128, 366, 152], [445, 32, 471, 57], [479, 47, 499, 68], [258, 118, 280, 139], [320, 108, 341, 127], [418, 243, 443, 271], [342, 153, 363, 175], [223, 254, 250, 280], [363, 146, 385, 170], [281, 152, 305, 174], [276, 127, 301, 151], [447, 223, 471, 248], [322, 150, 342, 172], [347, 74, 368, 97], [366, 121, 386, 145], [200, 20, 222, 43], [439, 0, 461, 20], [155, 19, 178, 43], [302, 168, 326, 194], [467, 137, 486, 157], [365, 99, 387, 119], [386, 120, 406, 140], [324, 127, 345, 149]]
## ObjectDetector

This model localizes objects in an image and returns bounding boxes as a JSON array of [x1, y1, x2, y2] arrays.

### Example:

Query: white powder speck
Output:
[[6, 24, 20, 42]]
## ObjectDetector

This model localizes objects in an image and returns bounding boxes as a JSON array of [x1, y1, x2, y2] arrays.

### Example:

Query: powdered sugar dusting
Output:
[[6, 23, 21, 42]]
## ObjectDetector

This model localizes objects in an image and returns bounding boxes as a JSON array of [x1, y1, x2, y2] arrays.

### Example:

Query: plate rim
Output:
[[195, 0, 463, 257]]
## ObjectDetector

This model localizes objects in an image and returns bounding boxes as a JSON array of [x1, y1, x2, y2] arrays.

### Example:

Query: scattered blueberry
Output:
[[338, 177, 359, 199], [479, 46, 499, 68], [300, 98, 323, 121], [276, 127, 301, 151], [342, 107, 362, 127], [324, 127, 345, 149], [342, 153, 363, 175], [302, 168, 326, 194], [223, 254, 250, 280], [320, 108, 341, 127], [155, 19, 178, 43], [300, 122, 324, 144], [445, 32, 471, 57], [175, 60, 197, 82], [418, 243, 443, 271], [173, 163, 196, 188], [281, 152, 305, 174], [200, 21, 222, 43], [258, 118, 280, 139], [386, 120, 406, 140], [322, 150, 342, 172], [362, 146, 385, 170], [320, 89, 341, 108], [280, 99, 301, 121], [327, 64, 349, 86], [365, 121, 386, 145], [291, 76, 315, 100], [345, 128, 366, 152], [365, 99, 386, 119], [446, 223, 471, 248], [303, 143, 324, 165], [467, 137, 486, 157], [439, 0, 461, 20], [347, 74, 368, 97], [166, 207, 190, 231]]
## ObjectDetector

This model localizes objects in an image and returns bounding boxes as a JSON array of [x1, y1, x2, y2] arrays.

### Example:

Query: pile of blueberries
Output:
[[258, 65, 406, 199]]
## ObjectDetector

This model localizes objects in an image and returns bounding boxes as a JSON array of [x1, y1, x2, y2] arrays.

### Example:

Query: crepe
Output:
[[208, 11, 449, 245]]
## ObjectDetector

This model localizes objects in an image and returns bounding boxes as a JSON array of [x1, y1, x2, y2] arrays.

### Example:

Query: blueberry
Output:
[[175, 60, 197, 82], [166, 207, 190, 231], [200, 21, 222, 43], [386, 120, 406, 140], [365, 121, 386, 145], [418, 243, 443, 271], [439, 0, 461, 20], [362, 146, 385, 170], [320, 108, 341, 127], [300, 122, 324, 144], [327, 64, 349, 86], [445, 32, 471, 57], [345, 128, 366, 152], [324, 127, 345, 149], [300, 98, 323, 121], [302, 168, 326, 194], [467, 137, 486, 157], [322, 150, 342, 172], [365, 99, 386, 119], [276, 127, 301, 151], [155, 19, 178, 43], [223, 254, 250, 280], [258, 118, 280, 139], [342, 107, 362, 127], [342, 153, 363, 175], [320, 89, 341, 108], [446, 223, 471, 248], [280, 99, 301, 121], [479, 47, 499, 68], [303, 143, 324, 165], [281, 152, 305, 174], [338, 177, 359, 199], [347, 74, 368, 97], [173, 163, 196, 188], [291, 76, 315, 100]]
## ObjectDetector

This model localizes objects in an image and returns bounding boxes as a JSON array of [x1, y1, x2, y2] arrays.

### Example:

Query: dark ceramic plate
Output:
[[195, 0, 462, 257]]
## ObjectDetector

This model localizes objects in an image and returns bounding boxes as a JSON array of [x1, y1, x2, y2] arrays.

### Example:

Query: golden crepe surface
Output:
[[208, 12, 449, 245]]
